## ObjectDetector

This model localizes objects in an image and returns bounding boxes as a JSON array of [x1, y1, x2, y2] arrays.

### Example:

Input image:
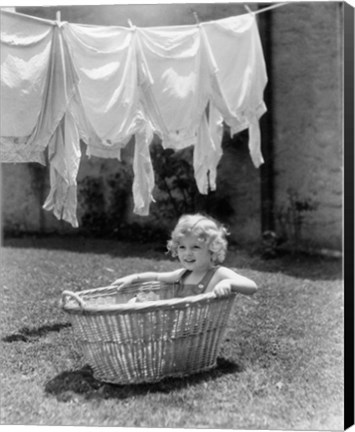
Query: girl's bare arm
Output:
[[213, 267, 257, 296], [112, 269, 183, 287]]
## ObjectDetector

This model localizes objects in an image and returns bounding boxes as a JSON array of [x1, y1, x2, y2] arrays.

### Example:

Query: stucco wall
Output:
[[271, 2, 343, 250]]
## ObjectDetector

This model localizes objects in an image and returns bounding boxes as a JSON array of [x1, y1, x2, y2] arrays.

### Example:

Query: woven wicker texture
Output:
[[61, 281, 236, 384]]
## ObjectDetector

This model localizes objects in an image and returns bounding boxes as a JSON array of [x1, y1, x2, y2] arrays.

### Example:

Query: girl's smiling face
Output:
[[177, 234, 212, 272]]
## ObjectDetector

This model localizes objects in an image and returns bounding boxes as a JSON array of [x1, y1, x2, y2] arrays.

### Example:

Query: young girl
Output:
[[112, 214, 257, 298]]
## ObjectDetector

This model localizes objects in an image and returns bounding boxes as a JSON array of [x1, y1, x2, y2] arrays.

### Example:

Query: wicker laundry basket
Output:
[[61, 281, 236, 385]]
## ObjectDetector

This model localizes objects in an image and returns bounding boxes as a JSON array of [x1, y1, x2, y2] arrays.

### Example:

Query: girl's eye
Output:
[[193, 245, 200, 249]]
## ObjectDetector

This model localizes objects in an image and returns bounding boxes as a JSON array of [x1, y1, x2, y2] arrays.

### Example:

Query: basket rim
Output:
[[61, 282, 236, 314]]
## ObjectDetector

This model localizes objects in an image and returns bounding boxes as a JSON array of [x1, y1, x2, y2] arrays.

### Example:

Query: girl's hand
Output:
[[112, 275, 136, 288], [213, 280, 232, 297]]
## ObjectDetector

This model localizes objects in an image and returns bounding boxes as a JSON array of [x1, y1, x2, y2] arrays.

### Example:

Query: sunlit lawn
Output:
[[0, 235, 343, 429]]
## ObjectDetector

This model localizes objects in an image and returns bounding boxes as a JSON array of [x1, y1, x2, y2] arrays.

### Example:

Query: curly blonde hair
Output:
[[167, 214, 229, 263]]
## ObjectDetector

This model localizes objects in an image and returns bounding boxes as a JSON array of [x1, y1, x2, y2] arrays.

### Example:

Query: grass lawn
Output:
[[0, 235, 343, 429]]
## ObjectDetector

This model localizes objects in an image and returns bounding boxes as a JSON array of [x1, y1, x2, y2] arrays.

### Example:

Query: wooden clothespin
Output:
[[193, 11, 200, 24], [128, 19, 134, 28]]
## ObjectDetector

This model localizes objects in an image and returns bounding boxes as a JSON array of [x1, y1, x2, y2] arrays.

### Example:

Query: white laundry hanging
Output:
[[63, 22, 142, 158], [202, 14, 267, 167], [43, 108, 81, 227], [0, 13, 79, 165], [0, 9, 268, 227]]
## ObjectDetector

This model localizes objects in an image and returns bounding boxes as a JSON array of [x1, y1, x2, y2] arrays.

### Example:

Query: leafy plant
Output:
[[276, 188, 319, 250], [150, 141, 235, 228], [78, 163, 133, 236], [79, 176, 108, 235], [150, 143, 199, 220]]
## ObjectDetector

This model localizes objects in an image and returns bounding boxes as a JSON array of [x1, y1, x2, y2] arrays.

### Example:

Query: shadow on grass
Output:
[[45, 357, 241, 402], [2, 235, 170, 260], [2, 235, 342, 281], [2, 322, 72, 342]]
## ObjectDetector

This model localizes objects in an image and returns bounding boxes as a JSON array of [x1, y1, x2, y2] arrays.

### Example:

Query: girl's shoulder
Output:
[[214, 265, 241, 278]]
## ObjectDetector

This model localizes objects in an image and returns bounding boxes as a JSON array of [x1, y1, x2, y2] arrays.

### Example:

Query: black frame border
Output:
[[344, 1, 354, 429]]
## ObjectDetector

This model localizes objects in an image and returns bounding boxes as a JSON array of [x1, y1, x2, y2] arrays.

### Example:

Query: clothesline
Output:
[[3, 2, 289, 27], [251, 2, 289, 15]]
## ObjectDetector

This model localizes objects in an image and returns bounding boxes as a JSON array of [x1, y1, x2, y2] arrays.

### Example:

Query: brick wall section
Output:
[[271, 2, 343, 250]]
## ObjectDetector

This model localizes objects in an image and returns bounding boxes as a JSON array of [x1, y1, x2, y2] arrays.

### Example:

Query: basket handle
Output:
[[61, 290, 86, 309]]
